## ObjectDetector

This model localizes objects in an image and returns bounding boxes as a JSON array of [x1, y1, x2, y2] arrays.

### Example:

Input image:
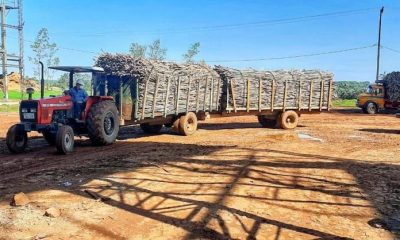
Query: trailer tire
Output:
[[87, 100, 120, 145], [178, 112, 198, 136], [365, 102, 378, 114], [279, 111, 299, 130], [56, 125, 74, 154], [140, 123, 163, 134], [257, 116, 277, 128], [6, 124, 28, 154], [43, 130, 56, 145]]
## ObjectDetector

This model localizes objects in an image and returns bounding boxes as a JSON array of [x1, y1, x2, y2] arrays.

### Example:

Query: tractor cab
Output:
[[6, 65, 120, 155], [48, 66, 105, 93], [365, 84, 384, 97]]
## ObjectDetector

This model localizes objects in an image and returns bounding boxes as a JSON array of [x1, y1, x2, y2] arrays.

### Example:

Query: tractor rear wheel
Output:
[[56, 125, 74, 154], [257, 115, 277, 128], [6, 124, 27, 154], [178, 112, 198, 136], [140, 123, 163, 134], [279, 111, 299, 130], [43, 130, 56, 145], [87, 100, 120, 145]]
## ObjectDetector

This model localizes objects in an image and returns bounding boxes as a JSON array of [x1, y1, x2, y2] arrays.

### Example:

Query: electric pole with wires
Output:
[[0, 0, 24, 100], [376, 6, 384, 82]]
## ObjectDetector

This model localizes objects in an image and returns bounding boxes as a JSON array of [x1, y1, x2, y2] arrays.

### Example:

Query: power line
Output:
[[10, 37, 98, 54], [52, 7, 379, 37], [205, 44, 377, 63], [382, 46, 400, 54]]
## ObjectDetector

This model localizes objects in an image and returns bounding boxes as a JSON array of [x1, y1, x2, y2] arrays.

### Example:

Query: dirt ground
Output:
[[0, 110, 399, 240]]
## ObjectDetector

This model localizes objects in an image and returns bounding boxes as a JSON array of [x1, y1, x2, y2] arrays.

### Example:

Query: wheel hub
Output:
[[104, 112, 115, 135], [64, 132, 72, 148]]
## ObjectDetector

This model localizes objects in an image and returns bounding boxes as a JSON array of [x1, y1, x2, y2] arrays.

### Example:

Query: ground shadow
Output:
[[359, 128, 400, 135], [0, 135, 399, 239]]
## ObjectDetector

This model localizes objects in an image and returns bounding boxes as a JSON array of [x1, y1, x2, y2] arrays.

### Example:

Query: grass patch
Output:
[[0, 90, 63, 113], [333, 99, 357, 108], [0, 104, 19, 113], [0, 90, 62, 100]]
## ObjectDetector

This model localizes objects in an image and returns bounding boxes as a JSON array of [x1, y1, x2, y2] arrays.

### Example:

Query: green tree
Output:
[[129, 39, 167, 61], [57, 73, 69, 89], [129, 43, 147, 58], [183, 42, 200, 63], [334, 81, 370, 99], [29, 28, 60, 81], [148, 39, 167, 61]]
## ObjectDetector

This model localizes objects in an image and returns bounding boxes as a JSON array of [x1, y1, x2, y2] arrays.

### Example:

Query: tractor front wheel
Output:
[[6, 124, 28, 154], [56, 125, 74, 154], [87, 100, 120, 145]]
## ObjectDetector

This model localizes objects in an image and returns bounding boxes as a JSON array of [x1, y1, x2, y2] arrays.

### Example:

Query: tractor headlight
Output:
[[21, 108, 28, 113]]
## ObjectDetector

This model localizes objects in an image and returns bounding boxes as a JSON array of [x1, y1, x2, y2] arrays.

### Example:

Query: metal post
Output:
[[1, 3, 7, 100], [39, 61, 44, 99], [18, 0, 24, 92], [376, 7, 384, 82]]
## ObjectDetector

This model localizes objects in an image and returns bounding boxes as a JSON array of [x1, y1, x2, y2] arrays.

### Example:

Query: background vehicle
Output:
[[357, 80, 400, 114]]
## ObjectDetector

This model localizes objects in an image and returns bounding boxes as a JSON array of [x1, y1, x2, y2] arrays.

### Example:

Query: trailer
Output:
[[95, 54, 334, 135]]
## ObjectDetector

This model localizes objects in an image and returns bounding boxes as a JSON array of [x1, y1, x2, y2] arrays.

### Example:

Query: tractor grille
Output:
[[20, 100, 38, 123]]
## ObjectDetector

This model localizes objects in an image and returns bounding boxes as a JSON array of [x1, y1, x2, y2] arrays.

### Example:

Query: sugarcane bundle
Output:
[[214, 66, 334, 111], [383, 72, 400, 101], [96, 54, 222, 119]]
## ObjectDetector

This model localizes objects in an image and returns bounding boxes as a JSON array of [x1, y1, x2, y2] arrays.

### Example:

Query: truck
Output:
[[357, 80, 400, 114], [6, 55, 334, 154]]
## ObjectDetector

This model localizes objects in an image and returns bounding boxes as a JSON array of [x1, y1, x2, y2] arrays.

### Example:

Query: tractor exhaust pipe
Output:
[[39, 61, 44, 99]]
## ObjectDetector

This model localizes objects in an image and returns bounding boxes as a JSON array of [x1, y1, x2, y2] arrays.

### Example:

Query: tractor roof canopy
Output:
[[49, 66, 104, 73], [49, 66, 105, 89]]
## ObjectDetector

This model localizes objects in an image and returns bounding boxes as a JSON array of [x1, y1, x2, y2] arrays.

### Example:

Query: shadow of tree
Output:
[[359, 128, 400, 135], [0, 136, 399, 239]]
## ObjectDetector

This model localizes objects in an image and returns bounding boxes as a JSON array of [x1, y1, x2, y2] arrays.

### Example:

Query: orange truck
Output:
[[357, 80, 400, 114]]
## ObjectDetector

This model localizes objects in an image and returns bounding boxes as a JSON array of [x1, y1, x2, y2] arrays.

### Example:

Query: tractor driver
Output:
[[69, 79, 88, 120]]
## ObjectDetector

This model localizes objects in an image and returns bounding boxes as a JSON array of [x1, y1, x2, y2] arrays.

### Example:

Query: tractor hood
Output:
[[37, 95, 73, 108], [20, 95, 73, 124]]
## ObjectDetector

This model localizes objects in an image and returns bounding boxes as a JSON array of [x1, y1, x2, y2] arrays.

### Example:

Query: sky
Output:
[[6, 0, 400, 81]]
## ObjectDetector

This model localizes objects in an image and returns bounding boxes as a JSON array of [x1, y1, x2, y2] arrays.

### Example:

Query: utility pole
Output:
[[0, 0, 24, 101], [376, 6, 384, 82], [1, 2, 7, 100], [18, 0, 24, 94]]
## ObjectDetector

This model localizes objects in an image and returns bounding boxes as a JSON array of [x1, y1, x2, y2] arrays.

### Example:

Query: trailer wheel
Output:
[[279, 111, 299, 130], [179, 112, 198, 136], [6, 124, 28, 154], [43, 130, 56, 145], [140, 123, 163, 134], [257, 116, 277, 128], [366, 102, 378, 114], [87, 100, 120, 145], [56, 125, 74, 154]]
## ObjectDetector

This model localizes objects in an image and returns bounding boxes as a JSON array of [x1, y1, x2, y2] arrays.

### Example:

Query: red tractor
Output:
[[6, 64, 120, 154]]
